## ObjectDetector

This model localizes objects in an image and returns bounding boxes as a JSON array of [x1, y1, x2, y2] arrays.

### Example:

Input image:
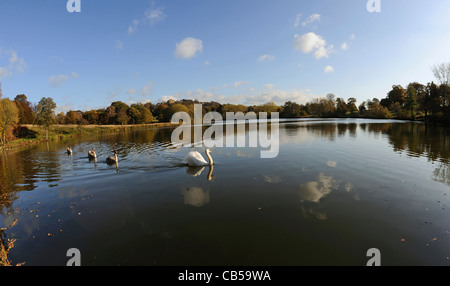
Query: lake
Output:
[[1, 118, 450, 266]]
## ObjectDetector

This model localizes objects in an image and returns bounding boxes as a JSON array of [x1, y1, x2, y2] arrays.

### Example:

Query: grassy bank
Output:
[[1, 122, 176, 150]]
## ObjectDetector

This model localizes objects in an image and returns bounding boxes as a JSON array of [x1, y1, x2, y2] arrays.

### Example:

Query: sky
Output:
[[0, 0, 449, 113]]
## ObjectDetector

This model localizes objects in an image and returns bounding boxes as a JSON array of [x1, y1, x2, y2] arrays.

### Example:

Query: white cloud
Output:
[[49, 74, 69, 87], [145, 7, 166, 24], [341, 34, 356, 51], [0, 67, 9, 78], [9, 51, 18, 65], [128, 19, 139, 34], [141, 81, 153, 96], [324, 66, 334, 73], [339, 35, 356, 51], [160, 86, 315, 107], [0, 49, 27, 77], [293, 32, 334, 59], [128, 7, 166, 34], [48, 72, 78, 87], [233, 81, 251, 88], [204, 60, 211, 66], [302, 13, 321, 27], [293, 32, 325, 53], [264, 84, 275, 89], [244, 89, 313, 106], [115, 40, 124, 51], [55, 104, 74, 114], [174, 37, 203, 59], [258, 54, 275, 62], [294, 13, 302, 27], [128, 81, 153, 97], [159, 94, 178, 102], [315, 45, 334, 59]]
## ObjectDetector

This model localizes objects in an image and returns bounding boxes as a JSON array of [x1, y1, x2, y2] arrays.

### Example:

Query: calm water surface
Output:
[[1, 119, 450, 266]]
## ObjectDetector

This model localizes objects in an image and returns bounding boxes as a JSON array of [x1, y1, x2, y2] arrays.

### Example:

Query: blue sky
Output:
[[0, 0, 449, 113]]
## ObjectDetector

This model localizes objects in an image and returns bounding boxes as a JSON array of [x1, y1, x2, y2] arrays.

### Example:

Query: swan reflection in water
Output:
[[185, 164, 214, 181], [89, 156, 98, 169], [183, 164, 214, 207], [109, 161, 119, 173]]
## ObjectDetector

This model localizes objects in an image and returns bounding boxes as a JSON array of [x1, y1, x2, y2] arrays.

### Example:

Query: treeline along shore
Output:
[[1, 69, 450, 148]]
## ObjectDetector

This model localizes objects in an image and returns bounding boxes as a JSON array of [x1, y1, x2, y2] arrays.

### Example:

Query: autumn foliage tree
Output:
[[0, 98, 19, 143], [34, 97, 56, 140], [14, 94, 34, 124]]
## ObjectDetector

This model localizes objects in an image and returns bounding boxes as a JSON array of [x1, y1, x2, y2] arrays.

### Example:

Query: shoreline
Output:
[[1, 122, 177, 151], [0, 116, 440, 152]]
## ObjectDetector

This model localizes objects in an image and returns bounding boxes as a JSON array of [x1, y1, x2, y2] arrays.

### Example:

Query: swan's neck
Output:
[[205, 151, 213, 165]]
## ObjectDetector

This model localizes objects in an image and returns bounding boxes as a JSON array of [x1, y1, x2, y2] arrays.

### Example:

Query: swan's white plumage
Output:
[[185, 151, 208, 166], [184, 149, 213, 166]]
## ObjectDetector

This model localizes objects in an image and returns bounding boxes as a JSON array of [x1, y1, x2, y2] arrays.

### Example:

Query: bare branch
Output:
[[432, 62, 450, 85]]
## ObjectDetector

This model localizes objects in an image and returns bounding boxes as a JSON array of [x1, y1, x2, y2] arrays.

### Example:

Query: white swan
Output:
[[185, 149, 214, 166]]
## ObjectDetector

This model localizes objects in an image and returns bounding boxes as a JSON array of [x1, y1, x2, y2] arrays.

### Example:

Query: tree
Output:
[[127, 106, 141, 124], [281, 101, 304, 118], [34, 97, 56, 140], [336, 98, 348, 117], [347, 97, 358, 114], [129, 103, 154, 124], [0, 98, 19, 143], [0, 84, 3, 136], [14, 94, 34, 124], [111, 101, 130, 125], [252, 102, 279, 115], [101, 105, 116, 124], [83, 110, 99, 125], [439, 84, 450, 110], [358, 101, 367, 113], [366, 99, 391, 119], [326, 93, 336, 103], [56, 112, 65, 124], [153, 103, 169, 122], [427, 82, 441, 120], [168, 103, 190, 118], [325, 94, 337, 116], [405, 84, 418, 120], [65, 111, 83, 124], [387, 85, 406, 107], [220, 103, 248, 117], [432, 62, 450, 86]]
